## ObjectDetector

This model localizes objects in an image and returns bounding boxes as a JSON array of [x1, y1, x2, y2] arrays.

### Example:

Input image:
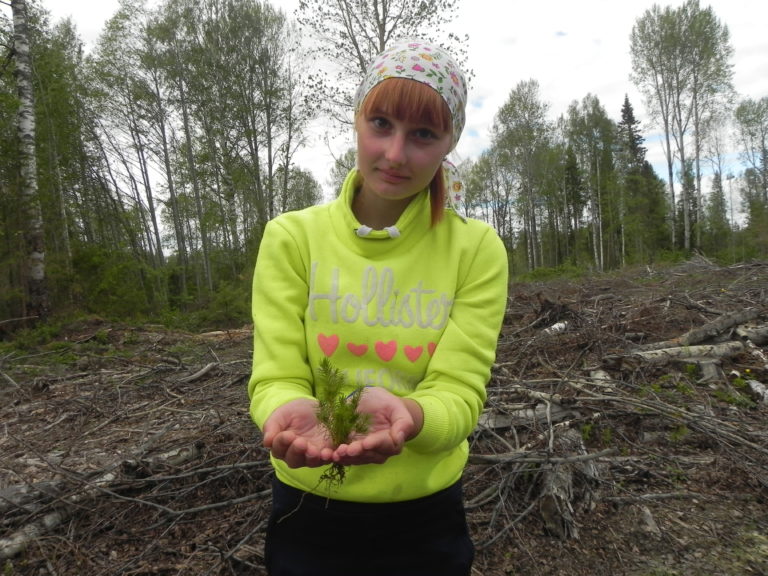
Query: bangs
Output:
[[359, 78, 452, 134]]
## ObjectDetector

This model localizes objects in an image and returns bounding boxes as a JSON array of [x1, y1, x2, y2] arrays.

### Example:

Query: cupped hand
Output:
[[262, 398, 335, 468], [332, 386, 420, 466]]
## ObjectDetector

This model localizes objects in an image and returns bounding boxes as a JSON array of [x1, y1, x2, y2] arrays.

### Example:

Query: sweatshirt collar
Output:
[[334, 169, 431, 242]]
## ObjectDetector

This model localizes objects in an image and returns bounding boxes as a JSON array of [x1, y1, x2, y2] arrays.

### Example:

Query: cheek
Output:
[[417, 138, 451, 168], [355, 130, 378, 160], [414, 149, 447, 174], [355, 145, 375, 174]]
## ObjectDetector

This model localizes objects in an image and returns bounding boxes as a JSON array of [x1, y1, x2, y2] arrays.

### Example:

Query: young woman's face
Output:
[[355, 110, 452, 206]]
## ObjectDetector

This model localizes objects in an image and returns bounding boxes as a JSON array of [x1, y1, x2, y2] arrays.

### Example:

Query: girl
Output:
[[248, 38, 508, 576]]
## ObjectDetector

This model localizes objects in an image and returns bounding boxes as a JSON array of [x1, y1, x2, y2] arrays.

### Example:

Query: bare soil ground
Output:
[[2, 257, 767, 576]]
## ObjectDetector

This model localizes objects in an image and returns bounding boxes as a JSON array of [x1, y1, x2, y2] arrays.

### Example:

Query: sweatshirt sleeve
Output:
[[247, 218, 315, 429], [407, 225, 508, 453]]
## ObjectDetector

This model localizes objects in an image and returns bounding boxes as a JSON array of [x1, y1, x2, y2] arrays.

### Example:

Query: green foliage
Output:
[[581, 422, 613, 447], [731, 376, 748, 389], [676, 381, 694, 395], [702, 172, 733, 258], [714, 387, 756, 409], [515, 263, 587, 283], [666, 465, 687, 485], [70, 246, 159, 320], [4, 321, 64, 350], [327, 147, 357, 196], [655, 250, 689, 265], [669, 425, 690, 443], [315, 357, 370, 489], [180, 281, 250, 331], [0, 285, 26, 324], [580, 422, 594, 442], [683, 363, 699, 380]]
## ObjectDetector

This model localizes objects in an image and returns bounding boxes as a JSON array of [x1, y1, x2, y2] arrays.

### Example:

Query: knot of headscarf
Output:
[[443, 159, 466, 220]]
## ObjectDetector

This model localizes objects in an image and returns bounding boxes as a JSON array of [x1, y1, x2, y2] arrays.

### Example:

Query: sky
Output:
[[33, 0, 768, 192]]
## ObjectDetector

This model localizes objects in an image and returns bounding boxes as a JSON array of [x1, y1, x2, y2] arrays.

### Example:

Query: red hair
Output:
[[357, 78, 452, 226]]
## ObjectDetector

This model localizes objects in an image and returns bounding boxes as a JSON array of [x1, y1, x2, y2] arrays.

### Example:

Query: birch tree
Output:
[[687, 3, 734, 247], [492, 80, 552, 271], [157, 0, 214, 293], [631, 0, 734, 252], [467, 149, 515, 247], [93, 3, 166, 267], [734, 96, 768, 203], [631, 4, 680, 249], [565, 94, 616, 271], [11, 0, 48, 320]]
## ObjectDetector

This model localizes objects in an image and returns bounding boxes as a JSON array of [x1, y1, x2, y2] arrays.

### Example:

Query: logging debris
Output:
[[1, 260, 768, 575]]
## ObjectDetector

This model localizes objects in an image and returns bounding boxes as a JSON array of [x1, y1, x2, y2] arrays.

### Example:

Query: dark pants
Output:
[[265, 477, 475, 576]]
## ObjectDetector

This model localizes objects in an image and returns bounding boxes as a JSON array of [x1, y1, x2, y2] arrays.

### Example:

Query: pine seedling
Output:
[[316, 357, 369, 489]]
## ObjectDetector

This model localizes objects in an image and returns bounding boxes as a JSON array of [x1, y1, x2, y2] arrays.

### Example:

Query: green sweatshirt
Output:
[[248, 169, 508, 502]]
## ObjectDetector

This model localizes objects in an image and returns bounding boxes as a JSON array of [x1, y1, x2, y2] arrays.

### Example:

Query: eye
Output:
[[369, 116, 391, 130], [413, 127, 439, 141]]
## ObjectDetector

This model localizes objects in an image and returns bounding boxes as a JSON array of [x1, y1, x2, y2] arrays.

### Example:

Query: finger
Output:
[[261, 420, 283, 448], [334, 450, 389, 466], [317, 446, 336, 461], [303, 440, 334, 464], [281, 435, 335, 468], [361, 429, 402, 454], [333, 434, 401, 466], [387, 419, 411, 445], [282, 435, 310, 468], [268, 430, 297, 459]]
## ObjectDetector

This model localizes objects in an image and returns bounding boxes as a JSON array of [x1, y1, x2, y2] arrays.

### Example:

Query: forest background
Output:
[[1, 0, 767, 336]]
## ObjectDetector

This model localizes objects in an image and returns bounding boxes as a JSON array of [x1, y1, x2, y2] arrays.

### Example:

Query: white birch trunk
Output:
[[12, 0, 48, 320]]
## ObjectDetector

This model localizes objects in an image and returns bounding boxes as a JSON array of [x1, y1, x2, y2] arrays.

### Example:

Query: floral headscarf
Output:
[[353, 39, 469, 213], [354, 38, 467, 149]]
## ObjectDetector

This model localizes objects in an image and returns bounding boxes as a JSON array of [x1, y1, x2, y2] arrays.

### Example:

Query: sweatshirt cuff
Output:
[[405, 396, 450, 453]]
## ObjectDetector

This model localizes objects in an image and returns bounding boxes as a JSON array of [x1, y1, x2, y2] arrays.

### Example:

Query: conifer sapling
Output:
[[316, 357, 370, 489]]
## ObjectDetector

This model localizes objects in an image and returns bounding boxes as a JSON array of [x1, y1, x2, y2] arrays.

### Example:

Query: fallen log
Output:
[[745, 341, 768, 370], [747, 380, 768, 403], [478, 403, 578, 430], [735, 322, 768, 346], [618, 341, 745, 368], [0, 443, 203, 560], [468, 447, 617, 466], [0, 480, 66, 520], [0, 469, 117, 560], [635, 308, 763, 352]]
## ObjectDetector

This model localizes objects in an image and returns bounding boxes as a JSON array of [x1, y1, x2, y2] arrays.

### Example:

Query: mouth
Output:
[[377, 168, 409, 183]]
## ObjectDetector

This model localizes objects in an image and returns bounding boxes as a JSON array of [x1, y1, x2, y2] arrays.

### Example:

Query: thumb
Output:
[[261, 414, 284, 448], [389, 417, 412, 445]]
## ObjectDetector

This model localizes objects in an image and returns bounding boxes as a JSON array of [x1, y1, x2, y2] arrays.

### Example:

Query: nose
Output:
[[384, 131, 407, 165]]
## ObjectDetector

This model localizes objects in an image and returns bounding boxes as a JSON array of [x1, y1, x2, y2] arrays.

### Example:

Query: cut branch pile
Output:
[[465, 259, 768, 559], [1, 327, 274, 572]]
